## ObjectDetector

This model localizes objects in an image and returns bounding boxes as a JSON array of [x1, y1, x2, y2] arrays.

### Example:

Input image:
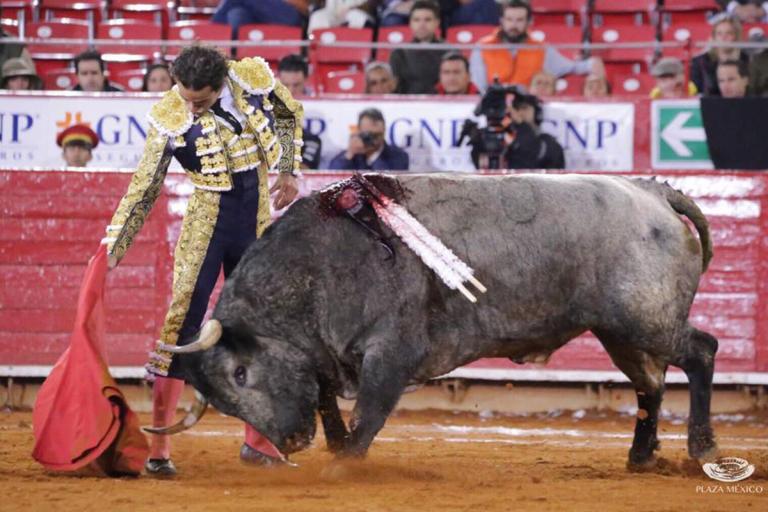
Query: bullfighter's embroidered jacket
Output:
[[103, 57, 304, 263]]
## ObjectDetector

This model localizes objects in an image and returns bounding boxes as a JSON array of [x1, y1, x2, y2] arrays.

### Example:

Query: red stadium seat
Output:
[[107, 0, 171, 37], [660, 21, 711, 59], [310, 27, 373, 68], [376, 25, 410, 63], [323, 70, 365, 94], [166, 20, 232, 59], [527, 24, 584, 59], [0, 0, 34, 26], [95, 19, 163, 64], [112, 68, 147, 91], [659, 0, 719, 25], [590, 0, 655, 27], [43, 68, 77, 90], [39, 0, 101, 29], [610, 73, 655, 96], [176, 0, 218, 22], [591, 25, 658, 64], [530, 0, 583, 26], [26, 19, 91, 57], [554, 74, 585, 96], [445, 24, 495, 57], [236, 24, 302, 62], [1, 16, 20, 36]]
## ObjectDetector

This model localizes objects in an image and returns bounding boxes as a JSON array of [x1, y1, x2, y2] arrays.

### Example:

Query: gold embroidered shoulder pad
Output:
[[228, 57, 275, 96], [147, 88, 194, 137]]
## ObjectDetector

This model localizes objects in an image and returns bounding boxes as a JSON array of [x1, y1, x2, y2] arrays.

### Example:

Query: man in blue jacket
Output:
[[329, 108, 409, 171]]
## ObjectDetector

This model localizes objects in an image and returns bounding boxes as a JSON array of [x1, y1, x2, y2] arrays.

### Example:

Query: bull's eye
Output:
[[234, 366, 247, 387]]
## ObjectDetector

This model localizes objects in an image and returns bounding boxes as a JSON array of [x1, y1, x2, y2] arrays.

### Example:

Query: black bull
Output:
[[162, 173, 719, 468]]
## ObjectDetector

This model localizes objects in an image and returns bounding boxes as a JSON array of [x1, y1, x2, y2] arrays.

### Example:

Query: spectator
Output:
[[212, 0, 309, 36], [57, 124, 99, 167], [142, 64, 174, 92], [308, 1, 376, 32], [528, 71, 556, 96], [434, 51, 479, 94], [441, 0, 500, 26], [690, 13, 749, 96], [364, 61, 398, 93], [277, 54, 313, 96], [276, 54, 322, 168], [390, 0, 449, 94], [582, 73, 610, 98], [650, 57, 698, 99], [1, 57, 43, 90], [72, 51, 123, 92], [721, 0, 768, 23], [329, 107, 409, 170], [717, 59, 750, 97], [469, 0, 604, 92]]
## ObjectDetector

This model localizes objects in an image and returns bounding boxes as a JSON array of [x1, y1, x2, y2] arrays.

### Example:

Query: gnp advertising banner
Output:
[[0, 92, 634, 171]]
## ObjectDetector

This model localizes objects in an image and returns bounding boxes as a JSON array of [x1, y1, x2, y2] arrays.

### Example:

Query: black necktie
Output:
[[211, 99, 242, 135]]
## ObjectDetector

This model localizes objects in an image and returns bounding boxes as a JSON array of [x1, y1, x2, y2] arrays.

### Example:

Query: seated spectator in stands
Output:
[[364, 61, 398, 93], [390, 1, 449, 94], [721, 0, 768, 23], [275, 54, 323, 168], [582, 73, 610, 98], [308, 0, 376, 32], [691, 13, 749, 96], [1, 57, 42, 90], [329, 108, 409, 170], [717, 59, 751, 97], [142, 64, 174, 92], [528, 71, 556, 96], [442, 0, 500, 26], [650, 57, 698, 99], [1, 28, 34, 78], [434, 51, 479, 94], [57, 124, 99, 167], [469, 0, 604, 92], [72, 51, 123, 92], [213, 0, 308, 36], [277, 54, 313, 96]]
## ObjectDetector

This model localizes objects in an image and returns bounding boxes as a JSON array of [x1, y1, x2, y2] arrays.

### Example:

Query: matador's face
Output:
[[177, 83, 221, 117]]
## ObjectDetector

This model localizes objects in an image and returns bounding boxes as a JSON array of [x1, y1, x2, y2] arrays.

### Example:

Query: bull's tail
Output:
[[634, 178, 713, 272]]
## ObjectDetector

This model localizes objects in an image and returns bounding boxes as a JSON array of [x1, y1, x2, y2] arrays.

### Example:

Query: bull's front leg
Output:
[[341, 346, 423, 458], [318, 379, 349, 453]]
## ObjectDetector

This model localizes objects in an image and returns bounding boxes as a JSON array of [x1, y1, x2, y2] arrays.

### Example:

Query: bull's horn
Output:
[[142, 390, 209, 435], [159, 319, 222, 354]]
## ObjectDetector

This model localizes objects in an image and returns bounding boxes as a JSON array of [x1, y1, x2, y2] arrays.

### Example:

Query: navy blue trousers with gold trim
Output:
[[157, 169, 260, 380]]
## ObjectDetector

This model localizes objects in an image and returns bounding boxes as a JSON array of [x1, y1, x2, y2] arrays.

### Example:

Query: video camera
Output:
[[458, 80, 536, 169]]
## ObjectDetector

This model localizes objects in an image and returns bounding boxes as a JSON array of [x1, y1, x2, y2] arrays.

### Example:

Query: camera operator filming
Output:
[[459, 81, 565, 170]]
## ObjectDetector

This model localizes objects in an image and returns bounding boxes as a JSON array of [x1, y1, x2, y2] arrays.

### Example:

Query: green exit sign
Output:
[[652, 100, 713, 169]]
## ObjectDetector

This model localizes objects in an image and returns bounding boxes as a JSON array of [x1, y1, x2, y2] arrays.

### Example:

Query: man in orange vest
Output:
[[469, 0, 605, 91]]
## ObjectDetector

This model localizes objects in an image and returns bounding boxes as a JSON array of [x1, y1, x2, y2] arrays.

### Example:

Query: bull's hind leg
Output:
[[672, 326, 719, 461], [593, 331, 667, 469]]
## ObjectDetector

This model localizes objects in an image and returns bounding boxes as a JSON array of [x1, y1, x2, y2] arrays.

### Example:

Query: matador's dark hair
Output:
[[171, 46, 229, 91]]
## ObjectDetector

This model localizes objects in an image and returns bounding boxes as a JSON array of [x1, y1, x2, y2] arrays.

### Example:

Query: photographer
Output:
[[329, 108, 410, 171], [460, 82, 564, 169]]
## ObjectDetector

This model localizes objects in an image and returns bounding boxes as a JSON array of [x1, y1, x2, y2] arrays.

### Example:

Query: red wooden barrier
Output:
[[1, 169, 766, 382]]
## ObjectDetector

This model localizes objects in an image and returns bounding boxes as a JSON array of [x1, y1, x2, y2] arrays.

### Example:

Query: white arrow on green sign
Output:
[[652, 100, 713, 169]]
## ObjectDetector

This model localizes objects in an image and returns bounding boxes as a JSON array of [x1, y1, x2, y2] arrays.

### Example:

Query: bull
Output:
[[152, 173, 719, 469]]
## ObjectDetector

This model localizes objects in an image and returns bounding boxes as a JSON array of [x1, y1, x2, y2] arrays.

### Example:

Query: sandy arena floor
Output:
[[1, 408, 766, 512]]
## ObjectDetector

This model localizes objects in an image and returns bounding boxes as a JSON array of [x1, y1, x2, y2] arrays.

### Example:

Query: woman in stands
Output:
[[141, 64, 174, 93], [691, 13, 750, 96]]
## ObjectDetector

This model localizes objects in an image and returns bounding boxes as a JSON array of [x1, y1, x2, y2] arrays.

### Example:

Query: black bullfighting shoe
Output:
[[239, 443, 284, 467], [144, 458, 177, 477]]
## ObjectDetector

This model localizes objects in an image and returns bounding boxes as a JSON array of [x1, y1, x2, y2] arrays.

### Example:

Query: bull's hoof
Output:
[[144, 458, 177, 478], [691, 444, 719, 464], [239, 443, 284, 467], [688, 426, 718, 462], [627, 455, 658, 473]]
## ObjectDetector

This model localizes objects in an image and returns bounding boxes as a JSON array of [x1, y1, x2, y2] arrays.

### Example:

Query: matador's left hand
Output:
[[270, 172, 299, 210]]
